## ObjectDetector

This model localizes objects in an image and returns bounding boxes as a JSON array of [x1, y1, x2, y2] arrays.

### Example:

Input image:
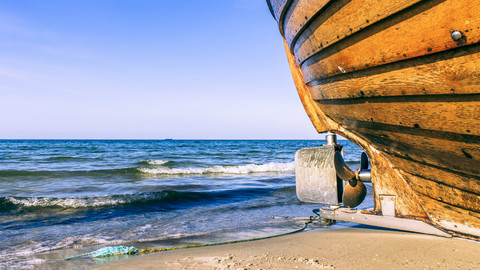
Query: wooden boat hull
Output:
[[268, 0, 480, 239]]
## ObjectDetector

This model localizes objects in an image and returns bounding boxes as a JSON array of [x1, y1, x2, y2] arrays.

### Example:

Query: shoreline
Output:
[[95, 226, 480, 269]]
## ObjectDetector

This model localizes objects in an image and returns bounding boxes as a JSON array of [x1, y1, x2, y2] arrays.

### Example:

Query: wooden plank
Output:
[[317, 96, 480, 137], [367, 132, 480, 178], [283, 0, 332, 48], [401, 171, 480, 213], [350, 127, 480, 176], [335, 121, 480, 176], [293, 0, 422, 63], [396, 130, 479, 166], [415, 195, 480, 237], [388, 153, 480, 195], [269, 0, 294, 35], [310, 45, 480, 100], [282, 39, 329, 133], [268, 0, 290, 22], [369, 151, 429, 218], [300, 0, 480, 82]]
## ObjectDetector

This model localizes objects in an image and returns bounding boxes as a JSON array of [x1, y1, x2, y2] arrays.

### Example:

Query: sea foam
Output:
[[4, 192, 166, 208], [138, 162, 295, 175], [5, 196, 126, 208], [145, 160, 169, 165]]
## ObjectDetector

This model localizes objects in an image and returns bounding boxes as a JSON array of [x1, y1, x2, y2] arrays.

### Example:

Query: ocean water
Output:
[[0, 140, 367, 269]]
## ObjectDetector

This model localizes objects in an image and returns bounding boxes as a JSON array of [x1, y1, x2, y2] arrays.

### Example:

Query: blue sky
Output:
[[0, 0, 322, 139]]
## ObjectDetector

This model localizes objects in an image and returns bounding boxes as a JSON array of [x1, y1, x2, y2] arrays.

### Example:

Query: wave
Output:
[[4, 196, 130, 209], [0, 186, 294, 211], [0, 160, 294, 178], [0, 192, 171, 210], [0, 162, 293, 178], [138, 162, 295, 175], [0, 167, 140, 177], [137, 160, 170, 165]]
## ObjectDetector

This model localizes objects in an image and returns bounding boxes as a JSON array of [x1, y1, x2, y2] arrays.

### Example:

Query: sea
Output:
[[0, 139, 370, 269]]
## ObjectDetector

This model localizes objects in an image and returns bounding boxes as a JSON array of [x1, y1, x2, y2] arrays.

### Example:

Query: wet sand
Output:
[[96, 226, 480, 269]]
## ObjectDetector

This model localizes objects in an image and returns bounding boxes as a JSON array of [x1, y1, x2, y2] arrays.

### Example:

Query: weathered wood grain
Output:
[[269, 0, 294, 35], [268, 0, 290, 22], [301, 0, 480, 82], [415, 195, 480, 237], [292, 0, 422, 63], [331, 119, 480, 175], [346, 125, 480, 173], [283, 0, 332, 47], [386, 154, 480, 195], [317, 96, 480, 137], [373, 129, 479, 165], [401, 170, 480, 213], [310, 44, 480, 100], [283, 40, 328, 133], [368, 150, 429, 218]]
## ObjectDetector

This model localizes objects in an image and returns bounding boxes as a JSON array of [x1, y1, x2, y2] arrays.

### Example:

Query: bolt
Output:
[[451, 31, 462, 41]]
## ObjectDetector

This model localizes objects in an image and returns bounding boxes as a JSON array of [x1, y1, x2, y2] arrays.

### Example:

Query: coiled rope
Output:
[[63, 215, 320, 261]]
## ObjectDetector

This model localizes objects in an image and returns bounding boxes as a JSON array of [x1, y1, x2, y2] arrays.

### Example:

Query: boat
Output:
[[267, 0, 480, 239]]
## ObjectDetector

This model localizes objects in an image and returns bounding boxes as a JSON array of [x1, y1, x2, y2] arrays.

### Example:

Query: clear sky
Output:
[[0, 0, 324, 139]]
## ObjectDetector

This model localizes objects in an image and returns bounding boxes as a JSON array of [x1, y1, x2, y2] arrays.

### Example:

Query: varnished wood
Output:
[[404, 172, 480, 214], [301, 0, 480, 82], [283, 34, 429, 219], [350, 126, 480, 176], [387, 155, 480, 195], [269, 0, 289, 22], [269, 0, 293, 34], [368, 151, 428, 218], [283, 39, 329, 133], [310, 45, 480, 100], [317, 96, 480, 137], [292, 0, 422, 63], [268, 0, 480, 239], [283, 0, 332, 48]]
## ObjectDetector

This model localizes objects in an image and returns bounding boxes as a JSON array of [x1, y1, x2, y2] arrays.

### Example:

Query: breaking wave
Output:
[[138, 160, 171, 165], [146, 160, 170, 165], [0, 187, 289, 211], [138, 162, 295, 175], [0, 162, 293, 179], [0, 193, 167, 209]]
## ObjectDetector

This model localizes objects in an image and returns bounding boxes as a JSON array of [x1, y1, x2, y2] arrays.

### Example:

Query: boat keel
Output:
[[319, 206, 452, 238]]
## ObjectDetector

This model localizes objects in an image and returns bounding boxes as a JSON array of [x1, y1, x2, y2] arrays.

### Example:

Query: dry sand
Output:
[[96, 227, 480, 269]]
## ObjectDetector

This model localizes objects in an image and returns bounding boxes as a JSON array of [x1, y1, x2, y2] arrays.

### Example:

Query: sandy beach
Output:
[[96, 226, 480, 269]]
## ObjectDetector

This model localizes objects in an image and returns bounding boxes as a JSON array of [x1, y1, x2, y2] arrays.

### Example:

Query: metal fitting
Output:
[[451, 31, 462, 41]]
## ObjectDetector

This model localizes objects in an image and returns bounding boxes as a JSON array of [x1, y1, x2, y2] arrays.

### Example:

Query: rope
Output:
[[63, 216, 320, 261]]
